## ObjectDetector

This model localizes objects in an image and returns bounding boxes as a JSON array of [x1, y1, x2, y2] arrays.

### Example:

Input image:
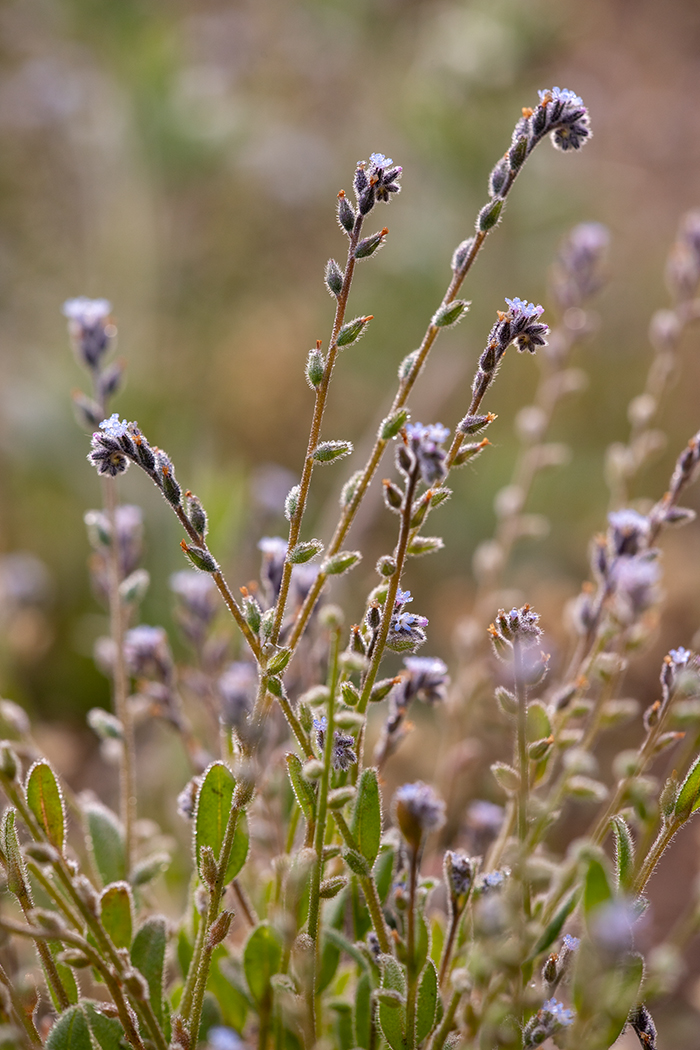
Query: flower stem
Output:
[[406, 847, 420, 1050]]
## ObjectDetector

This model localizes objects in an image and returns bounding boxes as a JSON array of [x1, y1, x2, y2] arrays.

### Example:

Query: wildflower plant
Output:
[[3, 84, 700, 1050]]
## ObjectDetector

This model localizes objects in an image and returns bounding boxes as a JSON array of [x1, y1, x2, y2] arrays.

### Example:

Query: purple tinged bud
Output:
[[458, 412, 496, 435], [451, 237, 475, 273], [98, 358, 126, 401], [325, 258, 343, 296], [155, 450, 181, 506], [72, 391, 104, 430], [185, 492, 207, 536], [509, 134, 528, 170], [488, 156, 510, 197], [478, 197, 504, 232], [337, 191, 356, 234], [63, 297, 113, 371]]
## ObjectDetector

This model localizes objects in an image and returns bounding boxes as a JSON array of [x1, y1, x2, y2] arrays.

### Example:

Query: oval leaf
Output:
[[351, 768, 382, 867], [285, 752, 316, 825], [100, 882, 134, 950], [130, 916, 166, 1027], [674, 751, 700, 821], [243, 922, 283, 1009], [46, 1006, 92, 1050], [416, 960, 439, 1044], [26, 761, 65, 852], [84, 801, 126, 886], [194, 762, 249, 883], [583, 855, 613, 918]]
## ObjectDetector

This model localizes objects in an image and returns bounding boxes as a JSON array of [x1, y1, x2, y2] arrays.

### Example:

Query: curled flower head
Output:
[[63, 297, 114, 370], [393, 781, 445, 851], [354, 154, 403, 213], [402, 421, 450, 486], [387, 589, 428, 653], [502, 298, 549, 353], [610, 552, 660, 619], [314, 716, 357, 771], [88, 430, 130, 478], [662, 646, 700, 695], [534, 87, 591, 152]]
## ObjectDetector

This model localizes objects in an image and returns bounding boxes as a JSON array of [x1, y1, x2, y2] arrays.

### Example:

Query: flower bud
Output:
[[325, 258, 343, 296], [477, 197, 504, 232]]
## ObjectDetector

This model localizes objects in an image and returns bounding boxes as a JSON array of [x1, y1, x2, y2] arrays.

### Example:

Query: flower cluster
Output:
[[353, 153, 402, 215], [386, 588, 429, 652], [532, 87, 592, 152], [314, 717, 357, 772], [522, 997, 575, 1049], [63, 297, 114, 371], [401, 422, 450, 486]]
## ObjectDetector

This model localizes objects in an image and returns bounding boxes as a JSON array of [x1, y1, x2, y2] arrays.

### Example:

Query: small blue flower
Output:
[[538, 86, 583, 106], [99, 413, 130, 439], [541, 998, 574, 1027], [394, 781, 445, 849], [63, 297, 112, 325], [562, 934, 580, 953], [403, 421, 450, 485], [369, 153, 393, 168], [504, 297, 544, 320]]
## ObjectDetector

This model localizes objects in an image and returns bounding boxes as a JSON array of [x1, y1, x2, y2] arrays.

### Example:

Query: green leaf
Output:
[[46, 1006, 92, 1050], [130, 916, 167, 1028], [583, 856, 613, 918], [415, 907, 430, 975], [84, 1001, 130, 1050], [243, 923, 283, 1011], [1, 808, 28, 899], [100, 882, 133, 950], [674, 751, 700, 821], [601, 952, 644, 1048], [26, 761, 65, 852], [374, 844, 395, 903], [529, 890, 579, 959], [610, 816, 635, 891], [84, 801, 126, 886], [416, 960, 439, 1044], [194, 762, 249, 883], [526, 701, 552, 742], [208, 945, 248, 1033], [331, 999, 355, 1050], [354, 970, 372, 1049], [318, 891, 351, 994], [378, 955, 407, 1050], [285, 753, 316, 825], [48, 942, 79, 1007], [351, 769, 382, 867]]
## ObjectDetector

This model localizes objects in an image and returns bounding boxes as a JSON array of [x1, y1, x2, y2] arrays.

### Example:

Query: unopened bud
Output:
[[207, 909, 233, 948]]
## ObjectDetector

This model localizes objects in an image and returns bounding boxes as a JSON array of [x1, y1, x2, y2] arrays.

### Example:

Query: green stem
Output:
[[634, 818, 681, 897], [356, 462, 420, 767], [271, 211, 365, 646], [103, 477, 136, 873], [405, 847, 419, 1050], [187, 784, 245, 1045], [513, 638, 531, 919], [429, 988, 463, 1050], [333, 811, 392, 954]]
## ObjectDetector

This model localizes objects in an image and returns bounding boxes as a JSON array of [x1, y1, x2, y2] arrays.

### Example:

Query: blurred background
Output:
[[1, 0, 700, 1039]]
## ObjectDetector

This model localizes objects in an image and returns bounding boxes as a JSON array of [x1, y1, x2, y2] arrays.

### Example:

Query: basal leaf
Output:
[[130, 916, 167, 1028], [46, 1006, 92, 1050], [243, 922, 283, 1011], [195, 762, 249, 883], [84, 801, 126, 886], [416, 960, 439, 1045]]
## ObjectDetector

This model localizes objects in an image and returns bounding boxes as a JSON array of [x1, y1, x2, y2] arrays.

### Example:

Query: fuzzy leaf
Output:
[[285, 753, 316, 825], [674, 751, 700, 821], [195, 762, 249, 883], [46, 1006, 92, 1050], [243, 922, 283, 1010], [84, 802, 126, 886], [99, 882, 133, 950], [529, 890, 579, 958], [416, 960, 439, 1044], [350, 768, 382, 867], [26, 761, 65, 852], [583, 856, 613, 917], [130, 916, 167, 1028], [354, 970, 372, 1049], [1, 808, 28, 898], [610, 815, 635, 891], [84, 1001, 130, 1050], [379, 955, 407, 1050]]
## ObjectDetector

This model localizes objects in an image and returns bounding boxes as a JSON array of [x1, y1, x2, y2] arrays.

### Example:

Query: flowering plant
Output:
[[0, 84, 699, 1050]]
